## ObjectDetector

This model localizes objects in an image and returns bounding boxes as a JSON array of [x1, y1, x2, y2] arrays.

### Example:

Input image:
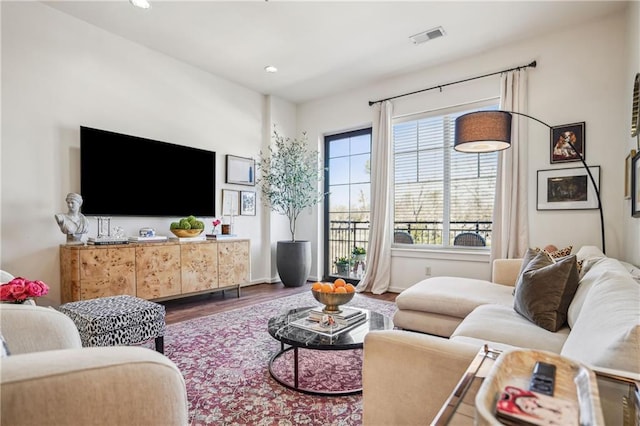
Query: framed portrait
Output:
[[537, 166, 600, 210], [625, 150, 637, 199], [240, 191, 256, 216], [221, 189, 239, 216], [632, 152, 640, 218], [225, 154, 255, 186], [550, 122, 585, 164]]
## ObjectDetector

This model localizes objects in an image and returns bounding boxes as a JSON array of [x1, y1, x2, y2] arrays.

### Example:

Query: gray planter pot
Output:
[[335, 263, 350, 275], [276, 240, 311, 287]]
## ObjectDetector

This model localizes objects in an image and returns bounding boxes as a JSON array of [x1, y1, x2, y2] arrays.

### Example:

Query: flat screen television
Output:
[[80, 126, 215, 217]]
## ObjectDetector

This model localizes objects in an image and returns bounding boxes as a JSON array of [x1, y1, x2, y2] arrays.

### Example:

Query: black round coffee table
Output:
[[267, 306, 393, 396]]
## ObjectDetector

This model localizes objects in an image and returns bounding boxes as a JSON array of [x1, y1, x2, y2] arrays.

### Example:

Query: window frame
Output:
[[391, 98, 500, 249], [323, 127, 373, 282]]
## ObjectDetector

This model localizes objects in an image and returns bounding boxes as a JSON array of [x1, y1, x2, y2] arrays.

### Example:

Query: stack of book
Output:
[[290, 307, 367, 337], [87, 237, 129, 245], [205, 234, 239, 240], [495, 386, 578, 425], [307, 306, 366, 326], [128, 235, 168, 242], [169, 235, 207, 243]]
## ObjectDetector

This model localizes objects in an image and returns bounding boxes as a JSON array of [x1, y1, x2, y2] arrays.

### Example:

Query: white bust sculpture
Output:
[[55, 192, 89, 243]]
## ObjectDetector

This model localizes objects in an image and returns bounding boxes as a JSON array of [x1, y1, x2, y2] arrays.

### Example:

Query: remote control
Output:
[[529, 361, 556, 396]]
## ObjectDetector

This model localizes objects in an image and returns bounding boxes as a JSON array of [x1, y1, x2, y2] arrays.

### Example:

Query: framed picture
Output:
[[221, 189, 239, 216], [550, 122, 585, 164], [537, 166, 600, 210], [632, 152, 640, 218], [240, 191, 256, 216], [625, 150, 637, 199], [225, 154, 255, 186]]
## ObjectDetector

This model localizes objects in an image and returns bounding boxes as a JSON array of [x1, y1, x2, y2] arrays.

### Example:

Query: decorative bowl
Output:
[[170, 228, 203, 238], [312, 288, 355, 314]]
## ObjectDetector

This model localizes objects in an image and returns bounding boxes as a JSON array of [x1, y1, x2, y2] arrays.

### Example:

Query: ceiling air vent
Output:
[[410, 26, 446, 45]]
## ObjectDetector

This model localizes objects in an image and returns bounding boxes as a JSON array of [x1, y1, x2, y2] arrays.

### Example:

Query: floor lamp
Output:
[[453, 110, 605, 254]]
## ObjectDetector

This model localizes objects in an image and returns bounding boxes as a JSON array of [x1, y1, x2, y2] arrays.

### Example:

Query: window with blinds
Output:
[[393, 102, 499, 247]]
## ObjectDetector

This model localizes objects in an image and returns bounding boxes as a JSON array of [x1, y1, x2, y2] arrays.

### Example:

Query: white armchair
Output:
[[0, 303, 189, 425]]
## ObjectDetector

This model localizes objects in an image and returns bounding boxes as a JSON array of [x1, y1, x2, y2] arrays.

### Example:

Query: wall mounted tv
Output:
[[80, 126, 215, 217]]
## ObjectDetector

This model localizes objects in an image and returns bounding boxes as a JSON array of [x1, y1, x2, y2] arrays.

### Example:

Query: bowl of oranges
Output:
[[311, 278, 356, 314]]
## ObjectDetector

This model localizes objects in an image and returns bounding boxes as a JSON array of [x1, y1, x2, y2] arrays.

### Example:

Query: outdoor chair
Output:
[[453, 232, 486, 247], [394, 231, 414, 244]]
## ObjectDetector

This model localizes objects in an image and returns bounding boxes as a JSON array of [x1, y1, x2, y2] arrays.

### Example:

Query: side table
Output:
[[432, 345, 639, 425], [432, 345, 501, 425]]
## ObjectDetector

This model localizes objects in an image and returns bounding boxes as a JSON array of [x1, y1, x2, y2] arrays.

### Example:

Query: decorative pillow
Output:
[[547, 245, 573, 258], [0, 332, 10, 357], [513, 250, 580, 332], [512, 248, 551, 296], [513, 247, 580, 295], [532, 245, 583, 275]]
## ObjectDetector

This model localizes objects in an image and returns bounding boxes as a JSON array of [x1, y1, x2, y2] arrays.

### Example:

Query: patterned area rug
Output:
[[162, 291, 397, 426]]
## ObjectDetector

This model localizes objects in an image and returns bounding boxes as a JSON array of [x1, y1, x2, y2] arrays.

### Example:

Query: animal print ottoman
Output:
[[57, 295, 165, 353]]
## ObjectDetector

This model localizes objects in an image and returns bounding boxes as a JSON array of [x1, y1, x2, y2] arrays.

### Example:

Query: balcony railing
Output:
[[328, 219, 492, 277]]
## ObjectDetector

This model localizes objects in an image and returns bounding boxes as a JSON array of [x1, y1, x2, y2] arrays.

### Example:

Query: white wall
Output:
[[0, 2, 272, 304], [2, 3, 637, 303], [298, 9, 635, 291]]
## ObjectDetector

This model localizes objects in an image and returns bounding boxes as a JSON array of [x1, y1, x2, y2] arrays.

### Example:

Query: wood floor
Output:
[[161, 282, 397, 325]]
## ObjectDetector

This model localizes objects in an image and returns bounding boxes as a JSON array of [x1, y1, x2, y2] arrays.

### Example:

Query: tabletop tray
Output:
[[475, 348, 605, 425]]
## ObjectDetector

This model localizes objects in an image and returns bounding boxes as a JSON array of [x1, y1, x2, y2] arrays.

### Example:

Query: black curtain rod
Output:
[[368, 60, 537, 106]]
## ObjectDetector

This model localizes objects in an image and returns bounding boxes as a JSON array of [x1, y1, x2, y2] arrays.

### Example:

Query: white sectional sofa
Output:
[[362, 246, 640, 425]]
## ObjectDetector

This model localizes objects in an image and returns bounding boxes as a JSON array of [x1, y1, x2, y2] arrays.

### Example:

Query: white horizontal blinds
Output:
[[394, 117, 445, 244], [448, 108, 498, 245], [393, 102, 498, 247]]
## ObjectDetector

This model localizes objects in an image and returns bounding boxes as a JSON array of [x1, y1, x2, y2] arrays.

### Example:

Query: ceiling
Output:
[[43, 1, 627, 104]]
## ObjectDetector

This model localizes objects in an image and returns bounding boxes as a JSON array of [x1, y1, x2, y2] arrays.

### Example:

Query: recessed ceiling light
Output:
[[264, 65, 278, 73], [130, 0, 151, 10]]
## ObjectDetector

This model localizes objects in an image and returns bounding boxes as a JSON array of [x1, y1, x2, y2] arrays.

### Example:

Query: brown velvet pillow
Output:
[[513, 251, 580, 332]]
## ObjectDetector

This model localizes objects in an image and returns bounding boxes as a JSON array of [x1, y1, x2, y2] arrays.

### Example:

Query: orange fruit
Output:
[[344, 284, 356, 293], [334, 278, 347, 288], [311, 282, 323, 291], [334, 286, 347, 293], [321, 283, 334, 293]]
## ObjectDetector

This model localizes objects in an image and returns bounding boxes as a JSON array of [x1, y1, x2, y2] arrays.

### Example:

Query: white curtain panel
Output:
[[356, 100, 393, 294], [491, 70, 530, 264]]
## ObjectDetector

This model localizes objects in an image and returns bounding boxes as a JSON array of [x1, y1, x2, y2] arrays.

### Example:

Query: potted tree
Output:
[[257, 128, 326, 287]]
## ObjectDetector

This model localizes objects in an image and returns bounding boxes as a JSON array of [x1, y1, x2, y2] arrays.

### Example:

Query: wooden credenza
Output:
[[60, 239, 250, 303]]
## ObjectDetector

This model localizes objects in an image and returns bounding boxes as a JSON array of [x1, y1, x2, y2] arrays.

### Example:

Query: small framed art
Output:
[[632, 152, 640, 217], [240, 191, 256, 216], [537, 166, 600, 210], [221, 189, 239, 216], [226, 155, 255, 186], [625, 150, 637, 199], [550, 122, 585, 164]]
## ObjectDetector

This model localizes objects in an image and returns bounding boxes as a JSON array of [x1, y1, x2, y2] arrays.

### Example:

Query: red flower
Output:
[[0, 277, 49, 303]]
